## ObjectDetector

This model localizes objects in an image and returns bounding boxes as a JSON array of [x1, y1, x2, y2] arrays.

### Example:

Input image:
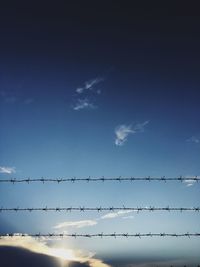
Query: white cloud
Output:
[[88, 258, 111, 267], [100, 210, 132, 220], [0, 166, 16, 174], [132, 121, 149, 132], [76, 77, 104, 94], [115, 121, 149, 146], [73, 98, 96, 111], [0, 234, 75, 260], [53, 220, 97, 230], [182, 175, 199, 187], [0, 234, 111, 267], [184, 180, 195, 187], [53, 211, 133, 231], [187, 136, 199, 144], [73, 76, 105, 111], [115, 125, 135, 146]]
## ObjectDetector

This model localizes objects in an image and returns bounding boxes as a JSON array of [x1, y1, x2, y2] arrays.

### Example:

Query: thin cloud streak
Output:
[[115, 121, 149, 146], [54, 220, 97, 230], [76, 77, 104, 94], [0, 166, 16, 174], [100, 210, 132, 219], [53, 211, 134, 231], [73, 98, 96, 111], [183, 179, 196, 187], [73, 75, 106, 110]]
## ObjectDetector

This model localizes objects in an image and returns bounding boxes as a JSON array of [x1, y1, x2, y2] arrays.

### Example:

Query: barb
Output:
[[0, 232, 200, 238], [0, 176, 199, 184], [0, 206, 200, 213]]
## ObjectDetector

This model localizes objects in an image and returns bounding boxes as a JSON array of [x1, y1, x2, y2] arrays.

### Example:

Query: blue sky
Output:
[[0, 2, 200, 266]]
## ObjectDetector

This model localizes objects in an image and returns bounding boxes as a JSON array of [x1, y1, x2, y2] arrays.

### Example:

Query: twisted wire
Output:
[[0, 176, 199, 184], [0, 206, 200, 213], [1, 232, 200, 238]]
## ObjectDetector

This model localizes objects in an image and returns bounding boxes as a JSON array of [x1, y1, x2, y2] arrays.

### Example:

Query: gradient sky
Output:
[[0, 2, 200, 267]]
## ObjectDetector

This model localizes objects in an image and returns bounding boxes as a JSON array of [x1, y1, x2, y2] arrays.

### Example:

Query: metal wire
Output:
[[0, 176, 199, 183], [1, 233, 200, 238], [0, 206, 200, 213]]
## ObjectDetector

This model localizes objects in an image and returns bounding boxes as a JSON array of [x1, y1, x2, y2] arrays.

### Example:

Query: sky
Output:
[[0, 1, 200, 266]]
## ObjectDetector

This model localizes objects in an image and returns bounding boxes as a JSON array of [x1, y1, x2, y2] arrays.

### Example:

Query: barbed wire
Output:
[[0, 176, 199, 184], [1, 232, 200, 238], [0, 206, 200, 213]]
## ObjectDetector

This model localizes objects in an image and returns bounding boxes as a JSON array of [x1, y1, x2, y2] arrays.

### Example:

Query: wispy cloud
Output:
[[72, 75, 106, 111], [0, 234, 111, 267], [183, 177, 198, 187], [54, 220, 97, 230], [187, 136, 200, 144], [184, 180, 196, 187], [115, 125, 134, 146], [115, 121, 149, 146], [53, 210, 134, 232], [100, 210, 132, 219], [76, 77, 104, 94], [0, 166, 16, 174], [73, 98, 96, 111]]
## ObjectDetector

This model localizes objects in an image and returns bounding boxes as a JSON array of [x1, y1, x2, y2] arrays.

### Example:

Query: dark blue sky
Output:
[[0, 2, 200, 267]]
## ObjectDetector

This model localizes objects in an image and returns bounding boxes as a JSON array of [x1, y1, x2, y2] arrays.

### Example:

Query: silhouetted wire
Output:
[[1, 233, 200, 238], [0, 176, 199, 184], [0, 206, 200, 213]]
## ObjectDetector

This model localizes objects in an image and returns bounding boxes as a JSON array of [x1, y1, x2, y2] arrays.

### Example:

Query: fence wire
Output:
[[1, 233, 200, 238], [0, 206, 200, 213], [0, 176, 199, 184]]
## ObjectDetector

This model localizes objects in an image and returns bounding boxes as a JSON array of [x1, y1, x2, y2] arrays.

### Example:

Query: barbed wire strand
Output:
[[0, 176, 199, 184], [0, 233, 200, 238], [0, 206, 200, 213]]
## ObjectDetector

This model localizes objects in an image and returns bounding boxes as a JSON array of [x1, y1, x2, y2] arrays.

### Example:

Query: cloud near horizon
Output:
[[0, 236, 192, 267], [0, 166, 16, 174], [115, 121, 149, 146], [0, 234, 111, 267]]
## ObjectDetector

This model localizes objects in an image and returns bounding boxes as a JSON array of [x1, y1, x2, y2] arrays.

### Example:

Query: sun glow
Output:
[[0, 235, 111, 267], [50, 247, 76, 261]]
